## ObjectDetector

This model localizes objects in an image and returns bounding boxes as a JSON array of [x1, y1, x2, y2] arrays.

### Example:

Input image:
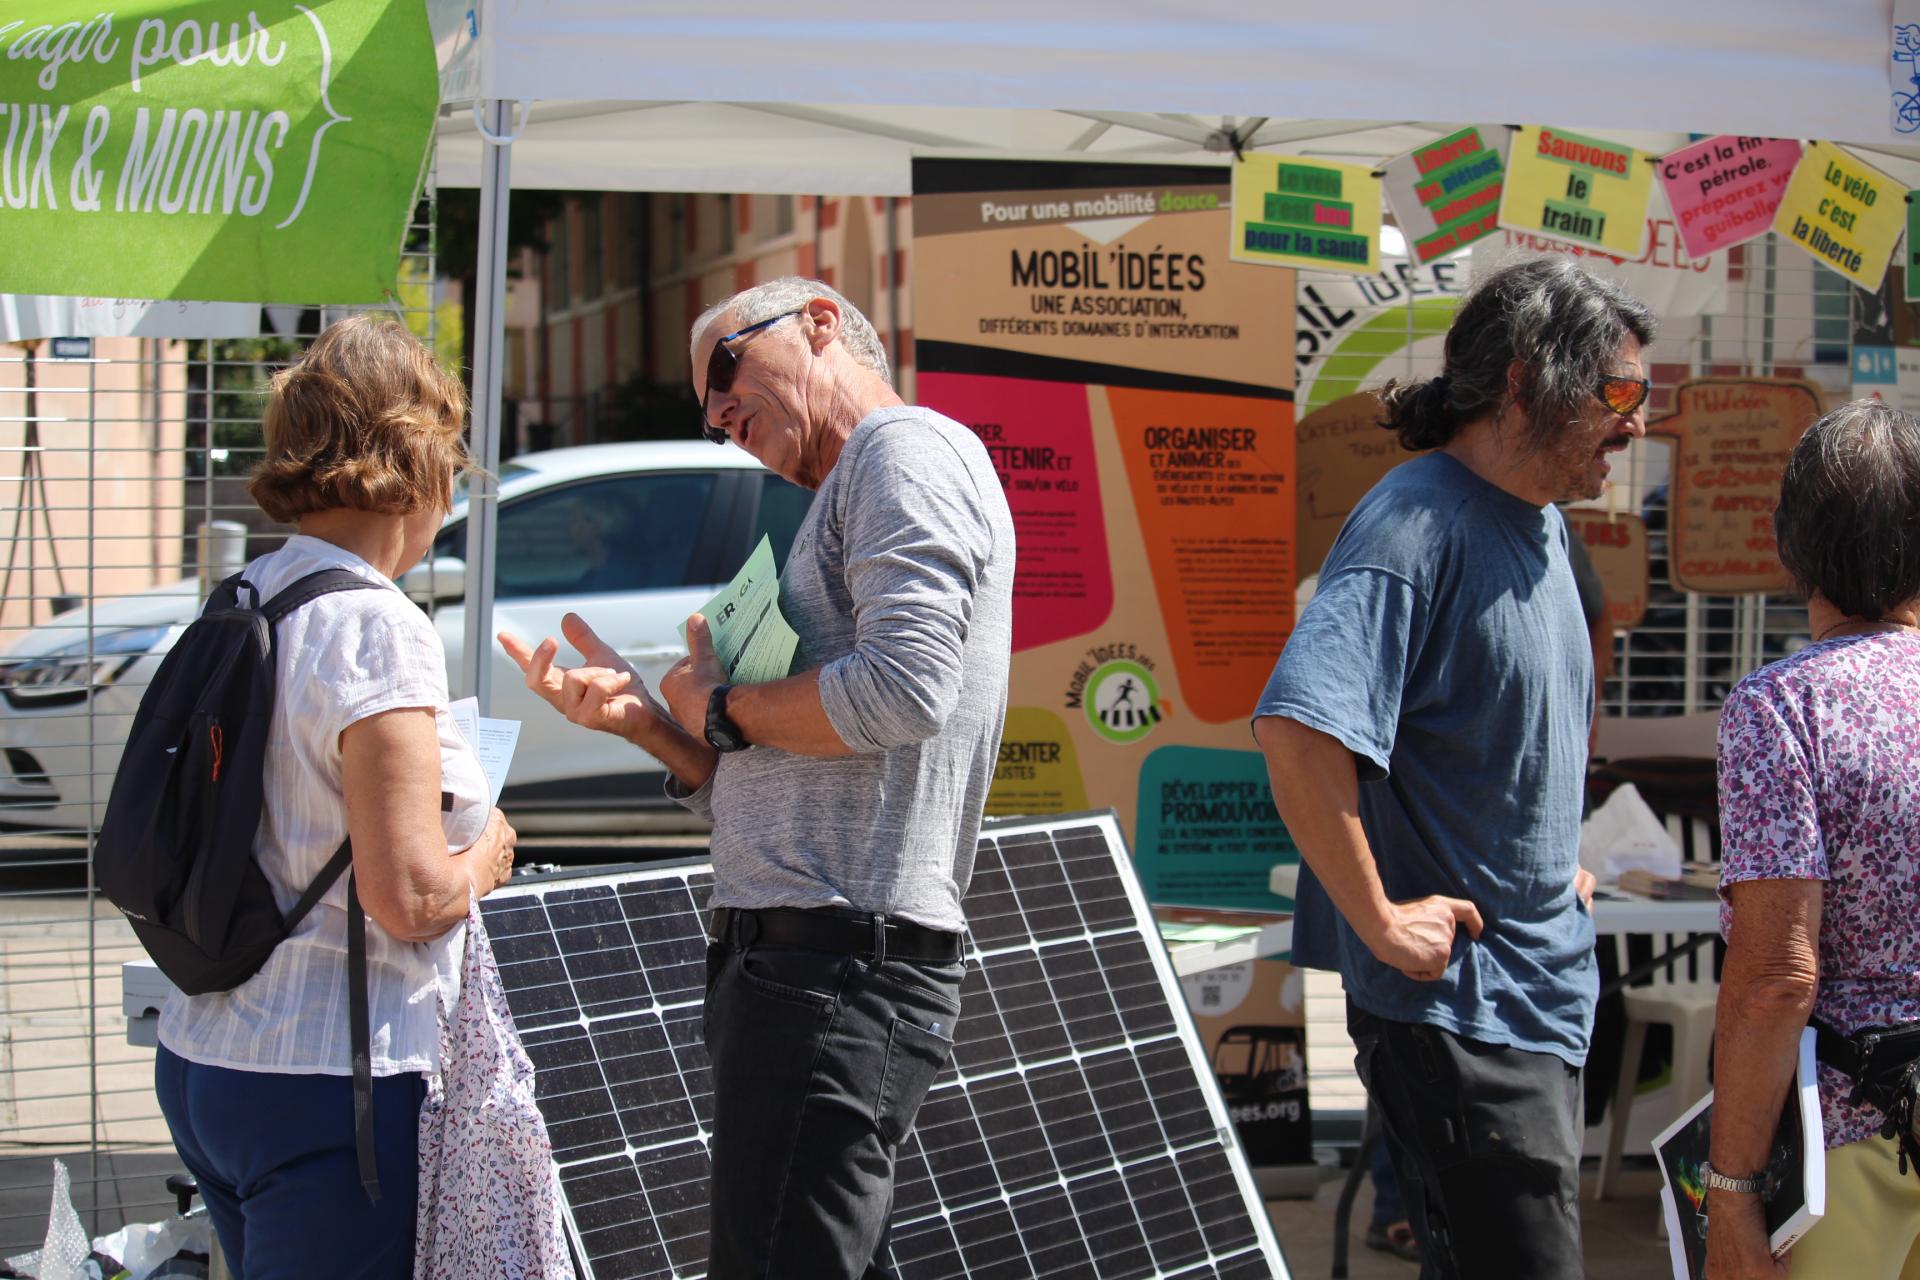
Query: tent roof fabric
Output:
[[437, 0, 1915, 191]]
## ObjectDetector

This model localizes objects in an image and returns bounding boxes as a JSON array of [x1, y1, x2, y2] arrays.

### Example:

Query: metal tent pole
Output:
[[462, 99, 516, 714]]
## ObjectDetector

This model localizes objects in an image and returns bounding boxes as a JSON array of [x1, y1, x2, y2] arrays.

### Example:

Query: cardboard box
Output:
[[1160, 909, 1313, 1169]]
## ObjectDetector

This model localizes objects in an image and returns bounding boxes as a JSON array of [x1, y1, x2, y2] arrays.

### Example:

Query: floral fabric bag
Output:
[[414, 896, 574, 1279]]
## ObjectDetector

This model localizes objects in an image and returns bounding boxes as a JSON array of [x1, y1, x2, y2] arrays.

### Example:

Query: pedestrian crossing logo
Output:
[[1085, 660, 1164, 744]]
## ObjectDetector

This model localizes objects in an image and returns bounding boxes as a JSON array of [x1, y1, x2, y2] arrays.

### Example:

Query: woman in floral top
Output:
[[1709, 400, 1920, 1279]]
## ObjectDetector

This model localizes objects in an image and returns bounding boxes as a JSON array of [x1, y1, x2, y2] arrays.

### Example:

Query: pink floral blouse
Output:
[[1718, 631, 1920, 1149]]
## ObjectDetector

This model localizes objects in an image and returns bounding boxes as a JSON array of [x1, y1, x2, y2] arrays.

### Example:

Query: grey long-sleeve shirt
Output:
[[667, 405, 1015, 931]]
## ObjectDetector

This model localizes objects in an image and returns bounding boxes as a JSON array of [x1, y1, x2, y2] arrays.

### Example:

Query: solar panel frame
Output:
[[483, 811, 1291, 1279]]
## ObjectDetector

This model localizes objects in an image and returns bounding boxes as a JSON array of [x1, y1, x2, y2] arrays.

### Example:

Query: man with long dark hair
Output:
[[1252, 257, 1655, 1277]]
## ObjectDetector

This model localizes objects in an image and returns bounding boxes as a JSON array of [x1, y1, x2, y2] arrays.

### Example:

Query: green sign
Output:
[[1907, 190, 1920, 303], [0, 0, 437, 303]]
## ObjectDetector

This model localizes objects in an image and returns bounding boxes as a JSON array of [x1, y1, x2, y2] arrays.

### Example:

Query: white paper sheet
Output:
[[448, 696, 520, 805]]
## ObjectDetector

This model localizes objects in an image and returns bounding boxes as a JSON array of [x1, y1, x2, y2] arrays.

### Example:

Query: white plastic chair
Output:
[[1595, 812, 1720, 1200]]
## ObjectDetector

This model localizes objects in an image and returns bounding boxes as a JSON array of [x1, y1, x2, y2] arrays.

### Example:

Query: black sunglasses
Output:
[[700, 310, 803, 444], [1596, 375, 1651, 418]]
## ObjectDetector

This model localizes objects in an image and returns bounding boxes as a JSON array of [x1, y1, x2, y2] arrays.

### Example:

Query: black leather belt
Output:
[[708, 906, 964, 964]]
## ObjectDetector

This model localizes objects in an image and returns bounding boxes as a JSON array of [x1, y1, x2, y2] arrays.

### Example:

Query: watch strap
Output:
[[705, 684, 747, 752], [1701, 1161, 1767, 1195]]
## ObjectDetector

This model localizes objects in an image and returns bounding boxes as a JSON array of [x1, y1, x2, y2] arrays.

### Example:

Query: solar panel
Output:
[[482, 811, 1290, 1279]]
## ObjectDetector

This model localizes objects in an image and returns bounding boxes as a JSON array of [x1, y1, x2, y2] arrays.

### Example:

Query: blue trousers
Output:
[[155, 1045, 425, 1280]]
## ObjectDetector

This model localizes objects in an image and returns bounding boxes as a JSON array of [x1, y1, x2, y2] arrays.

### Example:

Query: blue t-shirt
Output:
[[1255, 451, 1597, 1065]]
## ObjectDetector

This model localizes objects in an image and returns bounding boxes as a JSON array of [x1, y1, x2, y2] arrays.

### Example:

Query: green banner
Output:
[[0, 0, 437, 303]]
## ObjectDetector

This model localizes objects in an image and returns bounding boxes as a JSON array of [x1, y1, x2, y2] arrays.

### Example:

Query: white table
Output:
[[1165, 878, 1719, 979], [1164, 919, 1294, 977], [1267, 863, 1721, 936], [1586, 888, 1720, 936]]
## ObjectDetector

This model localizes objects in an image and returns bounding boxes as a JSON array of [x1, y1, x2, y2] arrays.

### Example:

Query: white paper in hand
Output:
[[448, 696, 520, 805]]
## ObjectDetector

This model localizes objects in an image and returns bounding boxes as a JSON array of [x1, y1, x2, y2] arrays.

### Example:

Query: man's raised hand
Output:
[[659, 613, 729, 737], [498, 613, 671, 745]]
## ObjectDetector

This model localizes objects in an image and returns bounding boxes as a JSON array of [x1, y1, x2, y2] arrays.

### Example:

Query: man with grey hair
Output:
[[1252, 257, 1654, 1277], [501, 277, 1015, 1278]]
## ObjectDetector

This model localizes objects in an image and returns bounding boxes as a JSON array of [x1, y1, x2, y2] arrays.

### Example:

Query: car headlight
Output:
[[0, 626, 171, 704]]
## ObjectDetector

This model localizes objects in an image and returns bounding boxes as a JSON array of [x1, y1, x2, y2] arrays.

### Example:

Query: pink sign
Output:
[[917, 372, 1113, 652], [1657, 135, 1802, 259]]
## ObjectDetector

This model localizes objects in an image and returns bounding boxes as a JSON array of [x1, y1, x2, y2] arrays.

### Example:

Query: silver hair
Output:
[[691, 277, 891, 384]]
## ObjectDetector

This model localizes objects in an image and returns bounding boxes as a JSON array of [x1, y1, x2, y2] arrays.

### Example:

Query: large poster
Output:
[[913, 159, 1299, 912]]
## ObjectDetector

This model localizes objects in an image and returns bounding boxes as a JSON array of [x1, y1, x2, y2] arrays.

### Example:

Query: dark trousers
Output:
[[1347, 1000, 1585, 1280], [703, 938, 963, 1280], [154, 1044, 426, 1280]]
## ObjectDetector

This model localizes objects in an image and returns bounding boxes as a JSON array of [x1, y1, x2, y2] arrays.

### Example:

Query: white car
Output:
[[0, 441, 814, 835]]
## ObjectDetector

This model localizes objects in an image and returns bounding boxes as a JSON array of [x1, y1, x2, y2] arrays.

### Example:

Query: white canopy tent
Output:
[[437, 0, 1920, 707]]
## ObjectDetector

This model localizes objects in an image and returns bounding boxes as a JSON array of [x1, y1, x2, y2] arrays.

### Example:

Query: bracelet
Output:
[[1701, 1161, 1767, 1196]]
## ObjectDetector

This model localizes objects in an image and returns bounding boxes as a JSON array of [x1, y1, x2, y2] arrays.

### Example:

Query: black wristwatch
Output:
[[704, 684, 749, 753]]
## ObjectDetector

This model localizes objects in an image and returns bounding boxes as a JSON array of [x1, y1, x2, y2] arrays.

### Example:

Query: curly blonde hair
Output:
[[248, 315, 469, 524]]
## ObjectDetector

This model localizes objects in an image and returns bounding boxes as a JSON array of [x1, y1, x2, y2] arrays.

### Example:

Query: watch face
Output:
[[706, 687, 747, 752]]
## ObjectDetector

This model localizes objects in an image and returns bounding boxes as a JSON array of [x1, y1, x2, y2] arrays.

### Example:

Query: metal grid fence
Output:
[[0, 187, 441, 1254]]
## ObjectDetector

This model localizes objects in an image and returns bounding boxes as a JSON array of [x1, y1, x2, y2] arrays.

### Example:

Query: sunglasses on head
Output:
[[1596, 375, 1651, 418], [700, 309, 804, 444]]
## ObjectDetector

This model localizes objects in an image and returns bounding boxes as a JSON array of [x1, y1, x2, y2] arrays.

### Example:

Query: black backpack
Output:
[[97, 567, 390, 1199]]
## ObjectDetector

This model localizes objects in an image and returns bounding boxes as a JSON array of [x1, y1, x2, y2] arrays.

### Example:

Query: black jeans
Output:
[[1348, 1000, 1585, 1280], [703, 936, 963, 1280]]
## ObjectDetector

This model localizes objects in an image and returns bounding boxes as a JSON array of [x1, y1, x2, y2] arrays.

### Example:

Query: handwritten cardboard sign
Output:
[[1647, 379, 1822, 595], [1294, 391, 1406, 576], [1562, 509, 1650, 630]]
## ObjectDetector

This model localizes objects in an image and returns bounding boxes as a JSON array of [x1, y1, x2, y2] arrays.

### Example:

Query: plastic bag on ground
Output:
[[5, 1160, 92, 1280], [88, 1215, 211, 1280]]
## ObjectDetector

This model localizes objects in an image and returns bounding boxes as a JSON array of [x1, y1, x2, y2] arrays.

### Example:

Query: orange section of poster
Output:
[[1563, 509, 1650, 631], [1110, 388, 1295, 724], [1648, 379, 1822, 595]]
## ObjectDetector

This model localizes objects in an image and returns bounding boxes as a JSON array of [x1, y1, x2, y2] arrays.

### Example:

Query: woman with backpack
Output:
[[149, 316, 519, 1278]]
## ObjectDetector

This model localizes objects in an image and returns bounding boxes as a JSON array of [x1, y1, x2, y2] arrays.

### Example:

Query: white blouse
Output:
[[158, 535, 489, 1077]]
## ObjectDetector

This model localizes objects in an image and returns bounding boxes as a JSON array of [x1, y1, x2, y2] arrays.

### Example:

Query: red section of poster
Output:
[[919, 371, 1112, 651]]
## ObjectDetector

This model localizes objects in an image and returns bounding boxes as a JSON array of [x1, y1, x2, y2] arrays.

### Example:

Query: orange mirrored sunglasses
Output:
[[1597, 376, 1651, 417]]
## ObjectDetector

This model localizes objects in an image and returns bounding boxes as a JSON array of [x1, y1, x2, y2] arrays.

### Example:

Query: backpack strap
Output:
[[261, 567, 388, 624], [347, 869, 380, 1203], [285, 840, 354, 935], [250, 567, 390, 1202], [281, 840, 380, 1201], [205, 572, 256, 612]]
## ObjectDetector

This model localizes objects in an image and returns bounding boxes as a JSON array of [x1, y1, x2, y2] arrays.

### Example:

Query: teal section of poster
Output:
[[1134, 745, 1297, 911]]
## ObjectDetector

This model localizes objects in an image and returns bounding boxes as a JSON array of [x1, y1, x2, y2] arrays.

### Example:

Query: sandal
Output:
[[1364, 1220, 1421, 1262]]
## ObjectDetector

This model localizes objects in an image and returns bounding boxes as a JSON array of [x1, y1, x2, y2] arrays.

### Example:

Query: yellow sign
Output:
[[1231, 155, 1381, 274], [1771, 141, 1903, 290], [1498, 126, 1654, 258]]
